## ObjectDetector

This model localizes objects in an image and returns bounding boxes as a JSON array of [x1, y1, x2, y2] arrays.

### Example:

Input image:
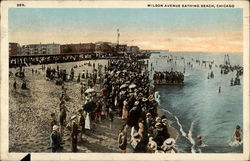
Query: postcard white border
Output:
[[1, 1, 249, 161]]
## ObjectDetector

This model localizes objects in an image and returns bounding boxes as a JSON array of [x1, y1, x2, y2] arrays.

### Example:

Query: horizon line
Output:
[[9, 42, 243, 54]]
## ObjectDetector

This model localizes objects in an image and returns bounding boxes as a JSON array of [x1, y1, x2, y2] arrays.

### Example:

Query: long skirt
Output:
[[122, 107, 128, 119], [85, 113, 91, 130]]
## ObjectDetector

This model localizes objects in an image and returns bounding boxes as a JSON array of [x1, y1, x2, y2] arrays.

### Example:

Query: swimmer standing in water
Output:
[[196, 135, 206, 147], [233, 125, 242, 143], [218, 86, 221, 93]]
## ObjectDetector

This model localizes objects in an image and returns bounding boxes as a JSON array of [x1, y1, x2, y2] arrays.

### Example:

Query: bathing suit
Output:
[[235, 131, 241, 142]]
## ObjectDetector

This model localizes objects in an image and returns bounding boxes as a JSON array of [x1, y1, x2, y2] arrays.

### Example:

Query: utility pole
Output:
[[117, 29, 120, 45], [117, 29, 120, 53]]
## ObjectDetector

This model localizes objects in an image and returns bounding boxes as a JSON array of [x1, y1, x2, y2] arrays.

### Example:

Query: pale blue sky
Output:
[[9, 8, 242, 32], [8, 8, 243, 52]]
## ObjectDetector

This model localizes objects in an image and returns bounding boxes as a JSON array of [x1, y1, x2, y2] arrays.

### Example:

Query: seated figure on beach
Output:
[[130, 133, 144, 153]]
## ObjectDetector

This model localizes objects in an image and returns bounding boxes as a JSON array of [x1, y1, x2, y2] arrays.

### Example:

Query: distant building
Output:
[[60, 43, 96, 54], [127, 46, 140, 54], [46, 43, 61, 55], [60, 44, 78, 53], [118, 44, 127, 52], [9, 42, 21, 56], [95, 42, 113, 54], [22, 43, 60, 55]]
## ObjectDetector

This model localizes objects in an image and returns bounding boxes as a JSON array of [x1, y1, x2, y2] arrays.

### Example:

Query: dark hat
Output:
[[133, 133, 140, 139], [196, 135, 202, 139], [236, 125, 241, 129]]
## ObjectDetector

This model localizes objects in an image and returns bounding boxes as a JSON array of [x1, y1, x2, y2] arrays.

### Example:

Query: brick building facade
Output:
[[60, 43, 96, 54], [22, 43, 60, 55], [9, 43, 21, 56]]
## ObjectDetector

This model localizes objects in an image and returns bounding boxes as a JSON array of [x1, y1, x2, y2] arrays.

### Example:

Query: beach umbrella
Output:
[[83, 101, 96, 112], [120, 84, 128, 89], [85, 88, 96, 93], [129, 84, 137, 89]]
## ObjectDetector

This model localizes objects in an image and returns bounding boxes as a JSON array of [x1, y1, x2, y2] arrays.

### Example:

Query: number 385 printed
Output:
[[17, 4, 25, 7]]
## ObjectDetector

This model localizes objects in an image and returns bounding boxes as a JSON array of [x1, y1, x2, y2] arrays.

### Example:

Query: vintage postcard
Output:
[[0, 0, 249, 161]]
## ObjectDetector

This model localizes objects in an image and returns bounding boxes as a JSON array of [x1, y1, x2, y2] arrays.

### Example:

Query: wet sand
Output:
[[9, 59, 178, 153]]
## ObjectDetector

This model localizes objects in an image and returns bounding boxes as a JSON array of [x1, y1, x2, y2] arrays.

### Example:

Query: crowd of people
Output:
[[47, 58, 177, 153], [10, 55, 84, 68], [230, 77, 241, 86], [153, 71, 184, 84], [103, 59, 177, 153], [9, 53, 151, 68], [10, 53, 244, 153], [220, 64, 243, 76]]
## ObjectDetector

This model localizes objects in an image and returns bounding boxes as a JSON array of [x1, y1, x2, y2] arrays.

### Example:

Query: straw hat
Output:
[[162, 118, 168, 123], [163, 138, 176, 148], [52, 125, 59, 131], [155, 117, 161, 122], [155, 122, 163, 130], [142, 98, 148, 102], [134, 101, 139, 106], [71, 115, 77, 120], [148, 95, 155, 101]]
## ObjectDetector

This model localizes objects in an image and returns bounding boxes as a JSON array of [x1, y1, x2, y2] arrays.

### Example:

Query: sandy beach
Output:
[[9, 59, 178, 153]]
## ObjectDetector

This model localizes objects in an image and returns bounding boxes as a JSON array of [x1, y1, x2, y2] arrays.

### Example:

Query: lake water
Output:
[[149, 52, 243, 153]]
